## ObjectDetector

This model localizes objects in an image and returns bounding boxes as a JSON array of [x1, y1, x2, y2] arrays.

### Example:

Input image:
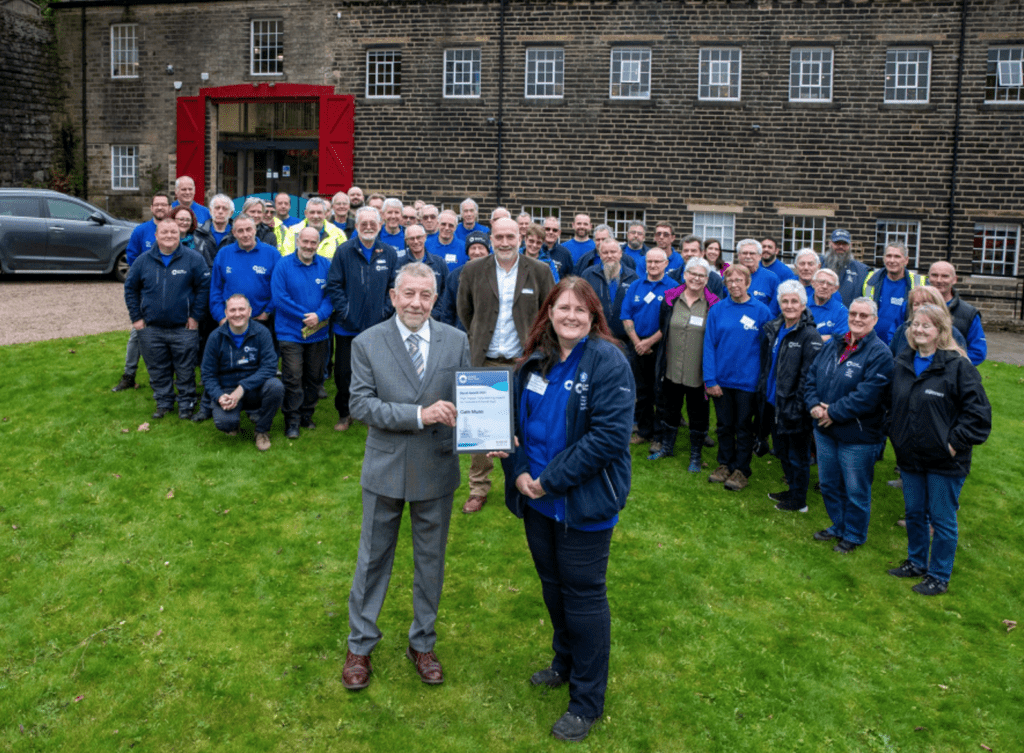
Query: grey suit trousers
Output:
[[347, 488, 454, 655]]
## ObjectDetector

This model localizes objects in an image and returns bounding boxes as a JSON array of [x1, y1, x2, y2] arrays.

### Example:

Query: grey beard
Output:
[[603, 264, 620, 282], [823, 251, 852, 274]]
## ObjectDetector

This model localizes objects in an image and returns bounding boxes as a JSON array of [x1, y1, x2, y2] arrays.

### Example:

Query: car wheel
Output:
[[113, 251, 129, 282]]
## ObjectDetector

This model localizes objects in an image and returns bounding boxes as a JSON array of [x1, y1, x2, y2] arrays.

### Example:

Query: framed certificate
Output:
[[455, 368, 515, 454]]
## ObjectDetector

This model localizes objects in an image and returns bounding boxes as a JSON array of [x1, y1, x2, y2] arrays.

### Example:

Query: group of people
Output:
[[116, 180, 993, 741]]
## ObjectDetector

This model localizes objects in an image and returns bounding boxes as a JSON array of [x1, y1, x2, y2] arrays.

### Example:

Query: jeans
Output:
[[280, 339, 329, 423], [333, 334, 355, 420], [124, 327, 141, 377], [212, 377, 284, 434], [137, 326, 199, 410], [774, 430, 812, 506], [901, 471, 965, 583], [713, 388, 757, 476], [814, 430, 876, 546], [524, 506, 613, 719]]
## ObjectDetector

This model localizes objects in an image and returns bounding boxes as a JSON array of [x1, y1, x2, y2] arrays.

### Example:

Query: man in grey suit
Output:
[[342, 262, 471, 691]]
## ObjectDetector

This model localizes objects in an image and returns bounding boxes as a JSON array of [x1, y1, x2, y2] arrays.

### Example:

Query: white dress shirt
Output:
[[486, 255, 522, 359]]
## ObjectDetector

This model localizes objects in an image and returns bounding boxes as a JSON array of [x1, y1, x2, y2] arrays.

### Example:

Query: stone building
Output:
[[51, 0, 1024, 315]]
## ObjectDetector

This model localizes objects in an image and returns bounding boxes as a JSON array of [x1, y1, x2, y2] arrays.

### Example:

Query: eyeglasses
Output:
[[685, 271, 708, 280], [812, 279, 838, 286], [848, 312, 874, 320]]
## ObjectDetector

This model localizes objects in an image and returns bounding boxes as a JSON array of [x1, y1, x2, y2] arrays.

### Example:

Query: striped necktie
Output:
[[407, 332, 424, 380]]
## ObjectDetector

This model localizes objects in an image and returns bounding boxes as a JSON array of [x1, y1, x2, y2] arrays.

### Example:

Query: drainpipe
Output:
[[496, 0, 506, 206], [81, 7, 88, 200], [946, 0, 968, 262]]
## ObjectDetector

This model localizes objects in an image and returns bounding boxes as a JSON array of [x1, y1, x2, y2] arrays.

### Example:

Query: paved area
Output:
[[1, 276, 1022, 365]]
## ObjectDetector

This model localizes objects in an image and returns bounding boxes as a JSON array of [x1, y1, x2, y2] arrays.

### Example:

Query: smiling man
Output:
[[861, 241, 925, 344]]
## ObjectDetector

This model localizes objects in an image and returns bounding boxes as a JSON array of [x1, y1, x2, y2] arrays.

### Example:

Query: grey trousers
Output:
[[347, 488, 454, 655]]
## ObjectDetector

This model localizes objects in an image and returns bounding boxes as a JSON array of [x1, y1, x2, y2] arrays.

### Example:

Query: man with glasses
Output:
[[427, 210, 466, 271], [420, 205, 440, 238], [399, 224, 447, 318], [808, 268, 849, 342], [734, 238, 780, 316], [622, 220, 650, 272], [652, 223, 684, 274], [824, 229, 871, 307], [541, 216, 573, 270]]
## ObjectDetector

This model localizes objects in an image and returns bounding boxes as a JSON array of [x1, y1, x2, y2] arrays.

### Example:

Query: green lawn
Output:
[[1, 332, 1021, 752]]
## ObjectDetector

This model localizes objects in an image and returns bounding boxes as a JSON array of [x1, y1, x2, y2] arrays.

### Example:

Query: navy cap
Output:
[[466, 230, 491, 254], [831, 229, 851, 244]]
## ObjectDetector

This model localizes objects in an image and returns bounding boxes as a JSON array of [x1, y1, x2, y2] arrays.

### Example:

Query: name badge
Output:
[[689, 315, 704, 327], [526, 373, 548, 395], [643, 291, 656, 304], [237, 358, 249, 365], [740, 315, 756, 329], [891, 296, 904, 306], [522, 287, 534, 295]]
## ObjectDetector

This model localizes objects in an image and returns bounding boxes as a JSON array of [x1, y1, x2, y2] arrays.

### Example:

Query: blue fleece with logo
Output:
[[620, 277, 673, 337], [808, 293, 850, 338], [209, 241, 279, 321], [124, 244, 210, 327], [427, 235, 468, 271], [270, 252, 333, 344], [703, 296, 772, 392], [201, 320, 278, 398], [125, 220, 158, 266], [748, 265, 781, 316]]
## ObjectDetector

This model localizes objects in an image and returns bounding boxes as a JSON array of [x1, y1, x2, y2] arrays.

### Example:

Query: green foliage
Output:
[[0, 333, 1021, 751]]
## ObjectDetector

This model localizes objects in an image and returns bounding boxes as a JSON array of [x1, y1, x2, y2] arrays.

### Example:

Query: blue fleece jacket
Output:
[[703, 296, 772, 392], [124, 244, 211, 327], [270, 252, 333, 344], [201, 320, 278, 398], [209, 241, 279, 321], [326, 235, 399, 336], [749, 265, 781, 316], [808, 293, 850, 339], [427, 235, 467, 271], [620, 277, 673, 338], [125, 220, 158, 266]]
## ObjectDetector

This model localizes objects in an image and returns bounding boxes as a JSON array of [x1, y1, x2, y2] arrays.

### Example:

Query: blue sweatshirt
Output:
[[703, 296, 772, 392], [620, 277, 673, 338], [380, 226, 405, 250], [563, 238, 596, 263], [808, 293, 850, 339], [748, 265, 781, 316], [125, 220, 158, 266], [427, 235, 467, 271], [270, 252, 333, 344], [209, 241, 279, 322], [124, 244, 211, 327], [763, 258, 798, 283]]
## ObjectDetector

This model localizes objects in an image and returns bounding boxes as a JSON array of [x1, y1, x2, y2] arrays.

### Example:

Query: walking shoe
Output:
[[912, 575, 949, 596], [724, 469, 749, 491], [334, 417, 351, 432], [833, 539, 860, 554], [753, 439, 771, 457], [888, 559, 926, 578], [767, 490, 791, 504], [774, 498, 808, 513], [813, 529, 838, 541], [300, 416, 316, 429], [152, 407, 171, 419], [285, 422, 300, 439], [178, 406, 195, 420], [462, 495, 486, 514], [551, 712, 598, 742], [191, 409, 212, 423], [255, 432, 272, 452], [111, 373, 136, 392], [342, 650, 372, 690], [648, 440, 662, 453], [704, 434, 716, 448], [708, 464, 731, 483], [530, 667, 566, 688]]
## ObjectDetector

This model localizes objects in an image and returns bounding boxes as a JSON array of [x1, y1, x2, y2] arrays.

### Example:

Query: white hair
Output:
[[777, 279, 807, 306]]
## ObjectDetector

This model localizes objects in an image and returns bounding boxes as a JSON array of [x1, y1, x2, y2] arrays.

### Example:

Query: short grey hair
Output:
[[174, 176, 195, 190], [305, 197, 329, 213], [209, 193, 233, 211], [812, 268, 840, 285], [242, 196, 265, 216], [232, 214, 256, 230], [593, 223, 614, 239], [685, 257, 711, 275], [777, 279, 808, 306], [544, 215, 561, 229], [885, 241, 909, 258], [736, 238, 762, 256], [383, 197, 404, 212], [491, 206, 511, 221], [460, 198, 478, 212], [517, 211, 532, 223], [394, 261, 437, 296], [794, 248, 820, 266], [680, 234, 703, 247], [850, 296, 878, 317], [356, 206, 382, 225], [628, 220, 646, 232]]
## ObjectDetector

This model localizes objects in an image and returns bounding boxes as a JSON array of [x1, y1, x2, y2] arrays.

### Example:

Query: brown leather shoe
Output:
[[462, 495, 486, 514], [334, 417, 352, 432], [406, 645, 443, 685], [342, 650, 372, 690]]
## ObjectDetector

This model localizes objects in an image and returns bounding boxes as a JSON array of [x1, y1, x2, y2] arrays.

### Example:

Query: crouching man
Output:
[[201, 293, 284, 451]]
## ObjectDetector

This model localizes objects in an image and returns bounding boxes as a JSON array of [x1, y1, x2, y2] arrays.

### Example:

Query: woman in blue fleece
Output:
[[496, 276, 634, 743]]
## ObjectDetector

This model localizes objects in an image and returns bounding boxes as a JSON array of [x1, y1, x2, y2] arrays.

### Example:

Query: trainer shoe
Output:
[[912, 575, 949, 596], [767, 491, 790, 504], [813, 529, 838, 541], [551, 712, 598, 742], [775, 498, 809, 513], [888, 559, 926, 578], [833, 539, 860, 555], [255, 432, 271, 452], [530, 667, 566, 688]]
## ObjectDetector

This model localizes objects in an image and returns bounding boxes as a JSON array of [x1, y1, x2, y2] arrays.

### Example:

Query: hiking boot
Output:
[[724, 469, 749, 491], [111, 373, 136, 392], [708, 464, 731, 483], [285, 422, 300, 439], [551, 712, 598, 742], [530, 667, 567, 688], [687, 431, 704, 473]]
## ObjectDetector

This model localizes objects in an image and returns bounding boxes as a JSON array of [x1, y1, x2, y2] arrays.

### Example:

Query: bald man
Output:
[[928, 261, 987, 365]]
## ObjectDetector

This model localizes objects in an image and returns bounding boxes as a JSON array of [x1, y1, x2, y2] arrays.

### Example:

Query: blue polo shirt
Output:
[[427, 235, 468, 271], [876, 276, 909, 344], [563, 238, 596, 263], [808, 293, 849, 339], [620, 276, 673, 338]]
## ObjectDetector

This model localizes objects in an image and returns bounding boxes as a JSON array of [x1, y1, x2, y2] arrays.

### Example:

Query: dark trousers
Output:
[[212, 377, 284, 434], [630, 350, 658, 437], [660, 380, 710, 433], [137, 326, 199, 411], [524, 506, 613, 720], [712, 387, 757, 476], [333, 334, 355, 420], [774, 429, 812, 506], [280, 339, 329, 423]]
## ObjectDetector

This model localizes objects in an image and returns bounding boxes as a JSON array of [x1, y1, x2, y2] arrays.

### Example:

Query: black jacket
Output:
[[580, 263, 638, 344], [888, 348, 991, 477], [194, 220, 235, 261], [758, 310, 823, 434]]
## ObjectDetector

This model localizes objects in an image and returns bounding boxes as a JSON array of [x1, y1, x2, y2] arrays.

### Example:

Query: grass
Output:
[[1, 331, 1022, 752]]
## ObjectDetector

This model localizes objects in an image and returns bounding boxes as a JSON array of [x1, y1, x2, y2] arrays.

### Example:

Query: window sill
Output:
[[783, 100, 841, 111], [878, 102, 936, 112]]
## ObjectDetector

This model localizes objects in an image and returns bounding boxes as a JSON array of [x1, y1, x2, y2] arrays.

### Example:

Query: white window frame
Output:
[[110, 24, 139, 79], [525, 48, 564, 99], [521, 205, 560, 223], [698, 48, 741, 101], [250, 19, 283, 77], [874, 220, 921, 268], [609, 48, 651, 100], [884, 48, 931, 103], [789, 48, 833, 102], [973, 223, 1020, 277], [692, 212, 736, 253], [111, 146, 138, 191], [781, 216, 828, 260], [366, 49, 401, 98], [444, 49, 481, 98], [606, 209, 646, 242], [986, 47, 1024, 103]]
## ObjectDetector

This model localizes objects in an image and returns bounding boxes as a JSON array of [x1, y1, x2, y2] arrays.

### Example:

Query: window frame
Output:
[[692, 212, 736, 253], [524, 47, 565, 99], [874, 219, 921, 268], [698, 48, 742, 101], [444, 48, 482, 99], [250, 19, 284, 77], [973, 223, 1020, 277], [365, 49, 402, 99], [985, 47, 1024, 103], [781, 215, 828, 260], [605, 208, 646, 242], [789, 47, 833, 103], [884, 48, 931, 104], [110, 23, 139, 79], [609, 47, 652, 100], [110, 145, 138, 191]]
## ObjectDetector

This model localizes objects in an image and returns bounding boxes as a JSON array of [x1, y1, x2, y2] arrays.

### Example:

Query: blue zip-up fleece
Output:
[[804, 330, 894, 444], [270, 252, 334, 344], [501, 337, 634, 529], [209, 241, 279, 321], [703, 296, 772, 392], [201, 320, 278, 398], [327, 236, 399, 335], [124, 245, 211, 327]]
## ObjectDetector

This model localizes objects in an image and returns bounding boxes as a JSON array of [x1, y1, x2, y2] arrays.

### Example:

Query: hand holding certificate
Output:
[[455, 368, 514, 453]]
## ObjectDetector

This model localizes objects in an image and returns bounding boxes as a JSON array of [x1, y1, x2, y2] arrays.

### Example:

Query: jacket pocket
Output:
[[365, 432, 395, 454]]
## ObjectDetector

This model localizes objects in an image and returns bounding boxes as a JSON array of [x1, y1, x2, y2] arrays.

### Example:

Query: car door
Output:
[[0, 194, 48, 271], [44, 197, 115, 272]]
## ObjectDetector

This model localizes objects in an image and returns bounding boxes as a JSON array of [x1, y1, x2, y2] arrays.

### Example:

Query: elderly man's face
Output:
[[627, 225, 645, 250], [175, 178, 195, 206], [297, 229, 319, 264], [736, 244, 760, 273], [332, 195, 350, 219], [884, 246, 908, 278], [461, 203, 477, 228], [543, 219, 560, 246], [491, 219, 521, 265], [438, 213, 457, 243], [405, 226, 426, 258], [211, 200, 232, 226], [517, 215, 531, 237], [929, 262, 957, 299], [593, 229, 612, 247], [383, 205, 402, 231], [402, 207, 419, 227], [420, 207, 439, 234], [233, 220, 256, 250], [599, 240, 622, 266], [830, 240, 851, 256], [245, 203, 264, 224], [796, 255, 820, 285], [305, 203, 326, 228], [390, 273, 436, 332], [356, 212, 381, 245]]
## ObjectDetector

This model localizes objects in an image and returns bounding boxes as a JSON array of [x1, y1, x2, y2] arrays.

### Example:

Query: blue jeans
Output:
[[524, 506, 613, 719], [901, 471, 964, 583], [814, 430, 876, 546]]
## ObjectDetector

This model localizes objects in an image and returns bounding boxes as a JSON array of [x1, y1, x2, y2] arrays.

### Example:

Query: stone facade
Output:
[[51, 0, 1024, 317]]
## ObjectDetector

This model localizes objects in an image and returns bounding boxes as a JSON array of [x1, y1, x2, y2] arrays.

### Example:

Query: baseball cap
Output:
[[465, 230, 491, 254], [831, 229, 851, 244]]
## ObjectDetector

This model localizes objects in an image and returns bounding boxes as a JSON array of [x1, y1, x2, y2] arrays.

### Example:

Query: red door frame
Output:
[[175, 83, 354, 205]]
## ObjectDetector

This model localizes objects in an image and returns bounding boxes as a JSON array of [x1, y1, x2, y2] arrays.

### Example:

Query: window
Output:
[[46, 198, 94, 222], [444, 49, 481, 98], [251, 20, 283, 76], [525, 48, 564, 98], [606, 209, 646, 241], [789, 48, 833, 102], [973, 223, 1020, 276], [692, 212, 736, 252], [699, 48, 741, 101], [111, 146, 138, 190], [521, 205, 560, 223], [110, 24, 138, 79], [781, 216, 828, 259], [985, 47, 1024, 103], [874, 220, 921, 268], [610, 48, 651, 100], [884, 49, 930, 103], [366, 49, 401, 98]]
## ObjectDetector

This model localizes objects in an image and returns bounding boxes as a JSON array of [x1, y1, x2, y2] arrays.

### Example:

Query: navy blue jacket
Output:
[[201, 320, 278, 398], [580, 263, 639, 344], [435, 266, 464, 330], [572, 249, 636, 277], [124, 244, 211, 327], [398, 250, 448, 319], [501, 337, 634, 528], [804, 330, 894, 444], [327, 235, 399, 335]]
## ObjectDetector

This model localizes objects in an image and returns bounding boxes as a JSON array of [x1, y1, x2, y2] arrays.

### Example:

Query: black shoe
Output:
[[152, 407, 170, 419], [530, 667, 566, 688], [704, 434, 716, 448], [813, 529, 837, 541], [774, 498, 808, 513], [912, 575, 949, 596], [888, 559, 927, 578], [191, 409, 212, 423], [551, 712, 598, 742], [178, 406, 195, 420], [833, 540, 860, 554], [753, 439, 771, 457], [285, 423, 300, 439], [111, 373, 136, 392], [299, 416, 316, 429], [767, 491, 790, 504]]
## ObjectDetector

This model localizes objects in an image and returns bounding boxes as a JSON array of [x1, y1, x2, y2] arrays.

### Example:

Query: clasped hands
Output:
[[218, 385, 244, 411]]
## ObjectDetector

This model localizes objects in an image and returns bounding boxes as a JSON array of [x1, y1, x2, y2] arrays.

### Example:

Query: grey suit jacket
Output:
[[349, 316, 471, 501]]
